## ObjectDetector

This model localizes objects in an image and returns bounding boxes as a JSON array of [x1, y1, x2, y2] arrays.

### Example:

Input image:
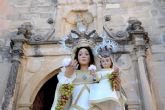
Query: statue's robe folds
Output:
[[51, 68, 125, 110]]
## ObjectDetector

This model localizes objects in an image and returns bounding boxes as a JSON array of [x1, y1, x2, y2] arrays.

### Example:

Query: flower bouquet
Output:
[[106, 72, 119, 91], [55, 84, 74, 110]]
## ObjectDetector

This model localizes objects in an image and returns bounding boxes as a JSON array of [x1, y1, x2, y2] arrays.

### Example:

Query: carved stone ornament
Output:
[[103, 29, 129, 41], [63, 16, 103, 49], [103, 15, 130, 42], [17, 22, 33, 39], [126, 17, 144, 33], [29, 35, 45, 42], [64, 10, 94, 28]]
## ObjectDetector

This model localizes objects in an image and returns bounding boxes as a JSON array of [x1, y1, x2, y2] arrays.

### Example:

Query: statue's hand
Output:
[[65, 60, 78, 78], [90, 70, 96, 77], [113, 66, 119, 73], [90, 70, 97, 82]]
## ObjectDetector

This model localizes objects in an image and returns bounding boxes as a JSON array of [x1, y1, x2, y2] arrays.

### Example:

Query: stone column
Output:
[[1, 35, 25, 110], [130, 19, 157, 110], [130, 51, 142, 110], [1, 22, 31, 110]]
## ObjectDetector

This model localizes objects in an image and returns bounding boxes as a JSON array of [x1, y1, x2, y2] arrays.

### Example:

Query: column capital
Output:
[[126, 18, 149, 57], [10, 22, 32, 62]]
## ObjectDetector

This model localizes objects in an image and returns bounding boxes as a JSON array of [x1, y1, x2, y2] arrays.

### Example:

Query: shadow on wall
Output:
[[32, 75, 58, 110]]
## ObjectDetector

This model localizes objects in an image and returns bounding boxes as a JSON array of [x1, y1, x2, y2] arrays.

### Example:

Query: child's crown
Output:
[[97, 45, 112, 57], [96, 39, 118, 57]]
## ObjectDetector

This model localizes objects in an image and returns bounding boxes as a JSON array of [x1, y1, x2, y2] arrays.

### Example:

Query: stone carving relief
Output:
[[18, 19, 56, 44], [0, 38, 16, 63], [17, 22, 33, 39], [65, 11, 94, 26], [126, 18, 144, 32], [103, 15, 130, 43], [63, 10, 94, 35]]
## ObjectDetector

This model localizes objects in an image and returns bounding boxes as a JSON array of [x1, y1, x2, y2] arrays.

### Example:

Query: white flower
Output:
[[62, 58, 71, 67], [88, 65, 97, 71]]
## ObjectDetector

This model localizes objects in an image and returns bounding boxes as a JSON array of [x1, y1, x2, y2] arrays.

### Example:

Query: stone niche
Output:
[[55, 0, 104, 38]]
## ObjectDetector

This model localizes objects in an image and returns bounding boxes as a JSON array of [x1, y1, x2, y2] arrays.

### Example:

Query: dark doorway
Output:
[[32, 75, 58, 110]]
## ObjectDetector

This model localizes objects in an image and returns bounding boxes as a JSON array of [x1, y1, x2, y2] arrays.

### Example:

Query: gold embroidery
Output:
[[71, 104, 101, 110], [71, 104, 85, 110], [88, 105, 102, 110], [85, 84, 90, 92], [73, 70, 95, 84]]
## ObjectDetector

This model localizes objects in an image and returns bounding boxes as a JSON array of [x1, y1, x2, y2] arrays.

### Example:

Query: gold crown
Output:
[[97, 45, 112, 57]]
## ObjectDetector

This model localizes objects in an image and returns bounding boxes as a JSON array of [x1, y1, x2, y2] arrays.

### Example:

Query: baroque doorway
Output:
[[32, 75, 58, 110]]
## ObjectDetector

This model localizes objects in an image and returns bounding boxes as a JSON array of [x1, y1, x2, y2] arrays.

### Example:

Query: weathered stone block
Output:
[[151, 9, 158, 16], [159, 8, 165, 15], [14, 0, 32, 7], [58, 0, 94, 5], [30, 6, 53, 13], [19, 13, 40, 20], [162, 34, 165, 43], [6, 14, 19, 20], [158, 17, 165, 25], [151, 36, 163, 45], [0, 39, 5, 48], [0, 55, 3, 63], [133, 10, 151, 18], [16, 7, 30, 13], [105, 8, 128, 15], [0, 63, 12, 105], [121, 2, 136, 9], [151, 44, 165, 53], [39, 13, 53, 18], [135, 1, 151, 7], [35, 19, 52, 29], [0, 20, 10, 30], [106, 0, 122, 3], [31, 0, 52, 7], [152, 53, 165, 62]]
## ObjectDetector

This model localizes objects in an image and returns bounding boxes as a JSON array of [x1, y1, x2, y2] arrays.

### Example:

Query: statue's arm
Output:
[[57, 68, 76, 84]]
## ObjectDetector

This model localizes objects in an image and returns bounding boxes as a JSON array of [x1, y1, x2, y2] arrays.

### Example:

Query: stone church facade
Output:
[[0, 0, 165, 110]]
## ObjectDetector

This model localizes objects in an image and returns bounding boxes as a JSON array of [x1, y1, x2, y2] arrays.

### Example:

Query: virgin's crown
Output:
[[62, 15, 103, 49], [64, 30, 103, 48], [61, 15, 118, 56]]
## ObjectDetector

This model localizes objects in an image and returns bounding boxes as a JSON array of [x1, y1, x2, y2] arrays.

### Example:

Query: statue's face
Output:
[[100, 57, 112, 68], [78, 48, 90, 66]]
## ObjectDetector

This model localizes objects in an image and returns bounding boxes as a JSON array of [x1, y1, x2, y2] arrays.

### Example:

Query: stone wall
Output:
[[0, 0, 165, 110]]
